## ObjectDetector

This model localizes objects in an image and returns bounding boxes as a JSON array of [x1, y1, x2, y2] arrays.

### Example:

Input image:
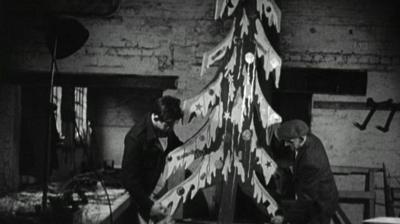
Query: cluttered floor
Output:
[[0, 169, 128, 224]]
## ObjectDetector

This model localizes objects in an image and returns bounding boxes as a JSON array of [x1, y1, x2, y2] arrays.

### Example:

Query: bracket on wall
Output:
[[352, 98, 399, 132], [376, 103, 398, 132], [353, 98, 392, 131], [353, 98, 380, 130], [314, 98, 399, 132]]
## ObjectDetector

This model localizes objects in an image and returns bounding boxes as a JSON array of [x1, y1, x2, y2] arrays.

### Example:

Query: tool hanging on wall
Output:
[[354, 98, 379, 130], [376, 103, 398, 133], [354, 98, 398, 132]]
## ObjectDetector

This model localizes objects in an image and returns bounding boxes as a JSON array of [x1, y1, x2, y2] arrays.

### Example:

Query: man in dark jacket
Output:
[[121, 96, 183, 223], [272, 119, 338, 224]]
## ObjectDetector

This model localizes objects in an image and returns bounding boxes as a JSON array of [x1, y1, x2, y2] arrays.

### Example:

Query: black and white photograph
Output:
[[0, 0, 399, 223]]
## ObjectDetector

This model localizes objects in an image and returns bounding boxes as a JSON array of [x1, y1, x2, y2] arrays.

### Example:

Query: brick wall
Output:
[[5, 0, 399, 98], [88, 88, 162, 168], [5, 0, 226, 99], [280, 0, 400, 70], [278, 0, 400, 221]]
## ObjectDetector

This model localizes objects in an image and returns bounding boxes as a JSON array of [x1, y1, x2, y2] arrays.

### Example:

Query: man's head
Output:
[[150, 96, 183, 135], [277, 119, 309, 151]]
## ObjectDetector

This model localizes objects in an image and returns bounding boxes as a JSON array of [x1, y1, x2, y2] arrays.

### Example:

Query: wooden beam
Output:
[[314, 101, 400, 111], [365, 170, 375, 218], [3, 70, 178, 90], [338, 190, 375, 200], [218, 171, 239, 224], [383, 164, 395, 216], [332, 165, 382, 175]]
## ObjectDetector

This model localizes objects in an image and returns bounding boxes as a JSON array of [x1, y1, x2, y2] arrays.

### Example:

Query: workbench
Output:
[[74, 188, 130, 224]]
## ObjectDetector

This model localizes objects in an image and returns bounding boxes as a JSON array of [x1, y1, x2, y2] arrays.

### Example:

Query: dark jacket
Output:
[[121, 114, 182, 220], [292, 133, 339, 224]]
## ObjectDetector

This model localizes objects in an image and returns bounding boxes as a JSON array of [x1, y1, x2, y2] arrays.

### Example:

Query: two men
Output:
[[273, 119, 339, 224], [122, 95, 337, 224], [122, 96, 183, 223]]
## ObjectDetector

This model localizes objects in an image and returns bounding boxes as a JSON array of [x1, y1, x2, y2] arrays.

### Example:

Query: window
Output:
[[51, 86, 88, 143], [52, 86, 63, 136], [74, 87, 88, 143]]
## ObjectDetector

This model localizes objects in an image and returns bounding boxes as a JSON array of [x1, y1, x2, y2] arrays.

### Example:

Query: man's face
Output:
[[152, 114, 176, 135], [283, 137, 303, 151]]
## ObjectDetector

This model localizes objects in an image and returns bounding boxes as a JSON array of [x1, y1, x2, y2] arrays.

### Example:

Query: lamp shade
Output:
[[46, 16, 89, 59]]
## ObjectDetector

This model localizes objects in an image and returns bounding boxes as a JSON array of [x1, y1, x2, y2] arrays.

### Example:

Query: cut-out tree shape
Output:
[[155, 0, 282, 222]]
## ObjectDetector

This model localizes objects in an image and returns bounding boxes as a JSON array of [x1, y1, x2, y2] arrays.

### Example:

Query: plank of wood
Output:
[[5, 70, 178, 89], [366, 170, 375, 218], [339, 190, 376, 200], [332, 165, 382, 175]]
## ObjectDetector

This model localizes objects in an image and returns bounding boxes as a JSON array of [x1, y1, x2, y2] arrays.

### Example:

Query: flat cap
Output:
[[277, 119, 309, 140]]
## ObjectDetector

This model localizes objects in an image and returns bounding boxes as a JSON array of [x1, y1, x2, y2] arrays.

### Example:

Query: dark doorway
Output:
[[273, 92, 312, 125], [271, 67, 367, 127]]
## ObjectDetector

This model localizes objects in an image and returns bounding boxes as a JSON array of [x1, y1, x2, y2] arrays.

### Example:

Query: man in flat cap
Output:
[[272, 119, 338, 224]]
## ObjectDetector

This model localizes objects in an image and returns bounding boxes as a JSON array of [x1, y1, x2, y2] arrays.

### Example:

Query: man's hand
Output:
[[150, 203, 168, 222], [271, 215, 284, 224]]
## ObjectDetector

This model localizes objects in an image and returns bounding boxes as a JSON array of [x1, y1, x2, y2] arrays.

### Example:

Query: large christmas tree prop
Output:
[[156, 0, 282, 222]]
